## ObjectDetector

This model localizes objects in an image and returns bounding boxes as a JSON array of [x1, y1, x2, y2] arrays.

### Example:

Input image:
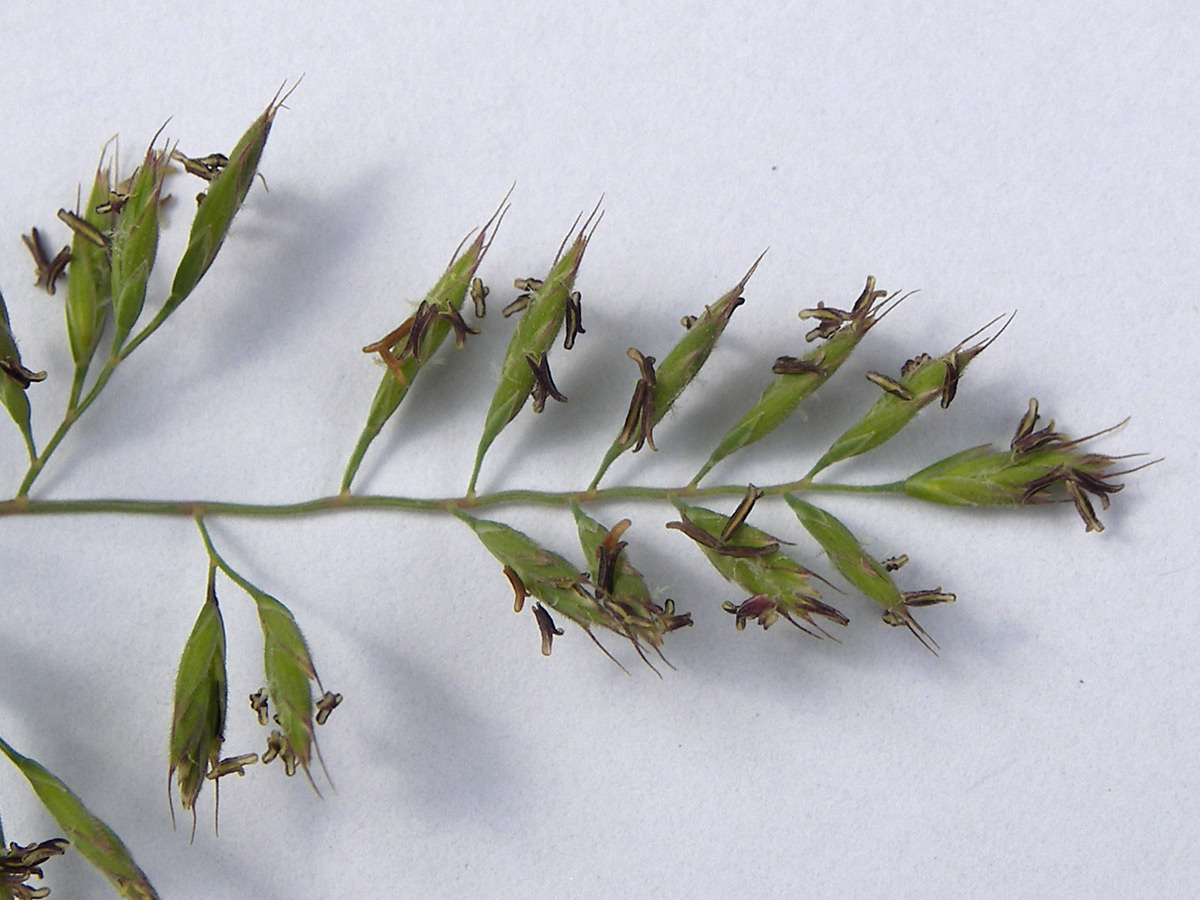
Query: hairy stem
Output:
[[2, 478, 906, 519]]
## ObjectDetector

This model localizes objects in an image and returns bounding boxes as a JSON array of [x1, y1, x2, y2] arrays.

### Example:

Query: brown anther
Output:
[[249, 688, 270, 726], [0, 358, 47, 390], [261, 730, 284, 764], [620, 347, 658, 451], [722, 594, 779, 631], [469, 277, 489, 317], [402, 300, 438, 363], [1065, 478, 1104, 533], [204, 753, 259, 781], [680, 314, 698, 329], [901, 353, 932, 378], [850, 275, 887, 315], [171, 149, 227, 181], [315, 691, 343, 725], [866, 370, 914, 401], [1010, 398, 1069, 455], [281, 746, 299, 778], [563, 290, 586, 349], [532, 602, 564, 656], [503, 565, 528, 612], [56, 208, 108, 248], [901, 588, 955, 607], [720, 484, 763, 543], [95, 190, 130, 215], [940, 351, 962, 408], [438, 304, 480, 349], [619, 380, 648, 445], [526, 352, 567, 413], [666, 513, 779, 558], [513, 277, 543, 291], [22, 228, 71, 295], [883, 554, 909, 571], [195, 191, 207, 206], [595, 519, 631, 599], [772, 355, 827, 376], [501, 293, 532, 317]]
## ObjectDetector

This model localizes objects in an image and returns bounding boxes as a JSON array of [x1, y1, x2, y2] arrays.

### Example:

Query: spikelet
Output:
[[0, 736, 160, 899]]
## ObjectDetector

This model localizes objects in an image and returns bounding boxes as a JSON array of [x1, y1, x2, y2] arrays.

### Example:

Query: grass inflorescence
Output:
[[0, 89, 1154, 900]]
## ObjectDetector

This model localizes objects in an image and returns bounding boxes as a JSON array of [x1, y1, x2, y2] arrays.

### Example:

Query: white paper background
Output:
[[0, 3, 1195, 898]]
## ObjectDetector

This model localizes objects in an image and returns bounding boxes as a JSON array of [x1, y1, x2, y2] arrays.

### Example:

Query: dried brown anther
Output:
[[722, 594, 779, 631], [1, 836, 68, 900], [772, 355, 827, 376], [21, 228, 71, 295], [866, 370, 915, 401], [204, 753, 259, 781], [171, 149, 228, 181], [532, 602, 564, 656], [261, 730, 285, 764], [470, 277, 489, 317], [94, 190, 130, 215], [1010, 398, 1069, 455], [513, 277, 543, 292], [900, 588, 956, 607], [502, 293, 533, 317], [901, 353, 932, 378], [315, 690, 343, 725], [595, 518, 632, 599], [1021, 464, 1123, 533], [720, 484, 763, 543], [666, 512, 779, 558], [438, 304, 480, 349], [526, 352, 567, 413], [503, 565, 528, 612], [249, 688, 270, 726], [56, 208, 109, 249], [563, 290, 585, 349], [883, 554, 909, 571], [619, 348, 658, 451], [797, 276, 899, 343], [0, 358, 47, 390]]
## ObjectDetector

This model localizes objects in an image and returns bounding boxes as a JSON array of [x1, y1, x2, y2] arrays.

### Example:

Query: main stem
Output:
[[1, 478, 905, 519], [16, 302, 177, 497]]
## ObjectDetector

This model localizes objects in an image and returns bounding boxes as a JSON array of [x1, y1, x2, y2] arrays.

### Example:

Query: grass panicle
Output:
[[0, 98, 1158, 900], [0, 735, 160, 900], [168, 564, 228, 838], [469, 204, 601, 494], [343, 193, 509, 491], [590, 252, 763, 489]]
